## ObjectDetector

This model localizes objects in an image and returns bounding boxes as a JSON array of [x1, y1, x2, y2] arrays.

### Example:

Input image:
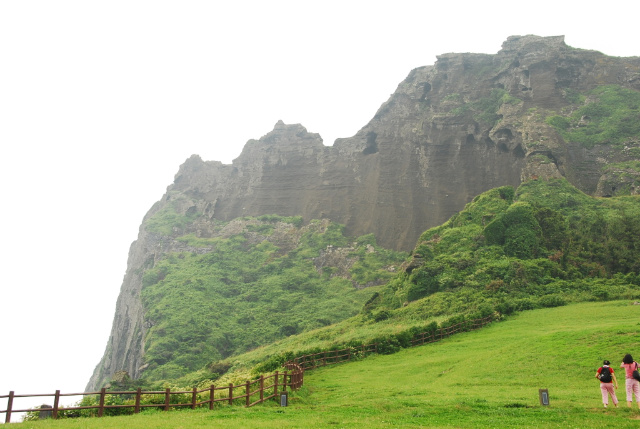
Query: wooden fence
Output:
[[290, 314, 494, 370], [409, 315, 493, 347], [292, 343, 379, 370], [1, 314, 493, 423], [1, 366, 302, 424]]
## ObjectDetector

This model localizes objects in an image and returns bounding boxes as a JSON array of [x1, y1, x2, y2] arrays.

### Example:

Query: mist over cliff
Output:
[[87, 35, 640, 390]]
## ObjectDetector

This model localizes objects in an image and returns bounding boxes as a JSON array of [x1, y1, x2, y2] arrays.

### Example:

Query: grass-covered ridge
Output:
[[137, 215, 407, 382], [374, 178, 640, 313], [14, 302, 640, 428]]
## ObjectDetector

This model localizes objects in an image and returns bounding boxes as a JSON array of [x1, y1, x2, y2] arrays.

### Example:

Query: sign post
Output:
[[539, 389, 549, 406], [280, 391, 288, 407]]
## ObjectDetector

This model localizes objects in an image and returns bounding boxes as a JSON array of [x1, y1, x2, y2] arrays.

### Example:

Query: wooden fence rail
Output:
[[1, 314, 493, 423], [409, 315, 493, 347], [292, 343, 379, 370]]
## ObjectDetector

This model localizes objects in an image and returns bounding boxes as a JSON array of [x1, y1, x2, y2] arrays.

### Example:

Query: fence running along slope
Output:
[[1, 315, 493, 423], [290, 315, 494, 370], [1, 366, 302, 424]]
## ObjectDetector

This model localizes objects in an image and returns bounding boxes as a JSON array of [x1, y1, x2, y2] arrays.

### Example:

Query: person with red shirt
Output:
[[595, 360, 618, 408], [620, 353, 640, 409]]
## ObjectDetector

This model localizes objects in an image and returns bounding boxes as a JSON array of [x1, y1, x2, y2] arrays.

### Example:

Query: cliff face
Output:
[[87, 35, 640, 390], [161, 35, 640, 251]]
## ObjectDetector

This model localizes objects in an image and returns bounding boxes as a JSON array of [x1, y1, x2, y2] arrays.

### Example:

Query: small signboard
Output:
[[539, 389, 549, 406], [280, 391, 288, 407], [39, 404, 53, 420]]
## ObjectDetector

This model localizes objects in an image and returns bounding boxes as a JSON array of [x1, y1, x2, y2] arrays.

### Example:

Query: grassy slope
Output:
[[14, 301, 640, 428], [137, 216, 406, 382]]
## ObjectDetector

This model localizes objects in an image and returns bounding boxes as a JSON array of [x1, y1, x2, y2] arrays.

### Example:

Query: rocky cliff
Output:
[[87, 35, 640, 390]]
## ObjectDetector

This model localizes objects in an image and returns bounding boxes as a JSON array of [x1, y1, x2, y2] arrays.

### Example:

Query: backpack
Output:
[[599, 367, 612, 383], [633, 363, 640, 382]]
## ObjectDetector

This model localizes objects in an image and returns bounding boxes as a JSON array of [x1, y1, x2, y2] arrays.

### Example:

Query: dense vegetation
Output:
[[374, 178, 640, 316], [446, 88, 522, 125], [547, 84, 640, 149], [137, 215, 407, 382]]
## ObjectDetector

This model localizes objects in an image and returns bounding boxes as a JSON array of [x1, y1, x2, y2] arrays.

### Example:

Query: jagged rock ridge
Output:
[[87, 35, 640, 390]]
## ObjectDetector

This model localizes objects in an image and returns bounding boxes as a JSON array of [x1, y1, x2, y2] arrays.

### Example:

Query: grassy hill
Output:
[[117, 178, 640, 388], [14, 301, 640, 428]]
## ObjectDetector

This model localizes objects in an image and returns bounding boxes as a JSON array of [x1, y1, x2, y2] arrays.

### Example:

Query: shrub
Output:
[[206, 361, 232, 377], [484, 218, 505, 245], [496, 300, 516, 315], [504, 226, 539, 259], [537, 294, 566, 308], [252, 351, 295, 375], [407, 276, 438, 301], [515, 298, 536, 311], [374, 336, 403, 354], [373, 310, 391, 322], [498, 186, 515, 202]]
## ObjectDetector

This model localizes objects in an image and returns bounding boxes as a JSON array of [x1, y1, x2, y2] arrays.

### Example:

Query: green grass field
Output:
[[11, 301, 640, 428]]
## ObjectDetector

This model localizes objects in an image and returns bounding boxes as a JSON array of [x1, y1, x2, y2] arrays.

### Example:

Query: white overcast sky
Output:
[[1, 0, 639, 415]]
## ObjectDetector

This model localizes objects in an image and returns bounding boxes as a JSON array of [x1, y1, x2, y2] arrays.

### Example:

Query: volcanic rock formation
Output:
[[87, 35, 640, 390]]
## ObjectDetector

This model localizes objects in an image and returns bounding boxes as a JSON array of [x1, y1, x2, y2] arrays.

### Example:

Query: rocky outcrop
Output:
[[164, 35, 640, 251], [87, 35, 640, 390]]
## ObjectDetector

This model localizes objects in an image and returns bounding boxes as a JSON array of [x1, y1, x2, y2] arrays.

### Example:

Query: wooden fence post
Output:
[[191, 387, 197, 409], [135, 388, 141, 413], [283, 371, 288, 391], [228, 383, 233, 405], [164, 388, 170, 411], [274, 371, 279, 397], [5, 391, 14, 423], [98, 388, 106, 417], [245, 381, 250, 407], [209, 385, 215, 410], [50, 389, 60, 419], [259, 376, 264, 403]]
